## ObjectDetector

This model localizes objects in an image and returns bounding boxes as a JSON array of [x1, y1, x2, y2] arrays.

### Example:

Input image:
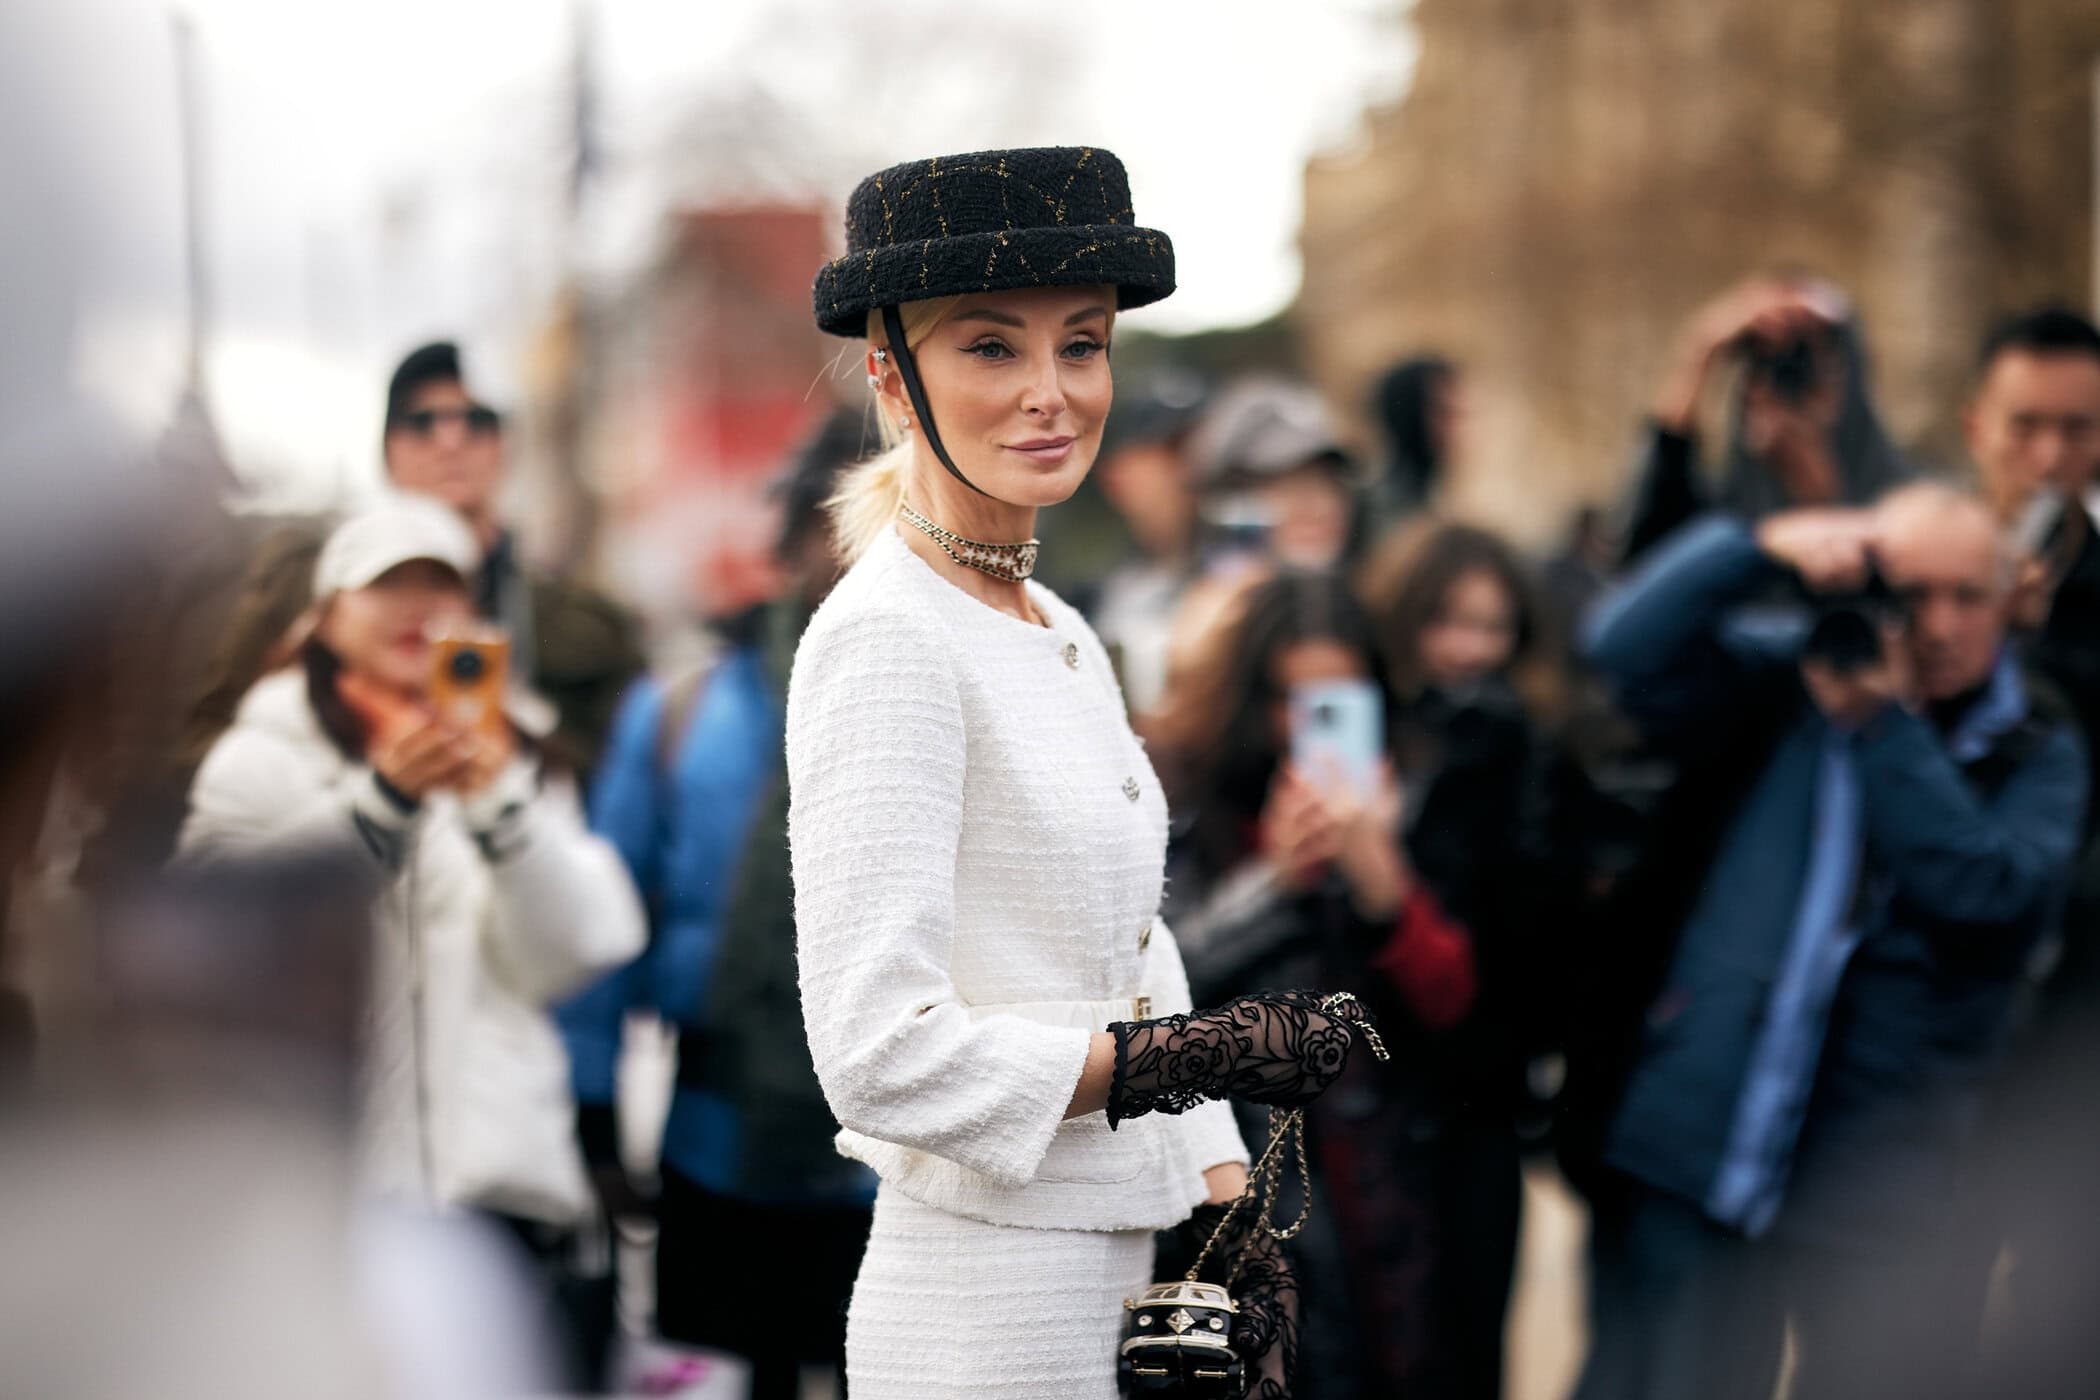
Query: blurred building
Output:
[[1299, 0, 2100, 540], [583, 205, 849, 622]]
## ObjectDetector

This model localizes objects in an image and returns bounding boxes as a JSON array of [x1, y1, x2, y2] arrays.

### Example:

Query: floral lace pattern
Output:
[[1106, 990, 1370, 1129], [1124, 993, 1384, 1398], [1163, 1201, 1298, 1398], [1232, 1225, 1295, 1398]]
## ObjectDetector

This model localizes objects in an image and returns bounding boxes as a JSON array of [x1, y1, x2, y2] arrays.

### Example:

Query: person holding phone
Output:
[[1150, 573, 1419, 1001], [1948, 306, 2100, 1397], [1362, 521, 1604, 1399], [1152, 570, 1510, 1397], [381, 341, 643, 786], [1967, 308, 2100, 765], [175, 496, 644, 1389]]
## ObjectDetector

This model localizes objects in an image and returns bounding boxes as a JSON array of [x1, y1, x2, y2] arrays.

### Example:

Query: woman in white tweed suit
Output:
[[787, 147, 1374, 1399]]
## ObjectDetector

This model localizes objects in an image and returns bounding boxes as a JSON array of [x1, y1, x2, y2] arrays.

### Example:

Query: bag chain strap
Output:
[[1184, 992, 1391, 1287]]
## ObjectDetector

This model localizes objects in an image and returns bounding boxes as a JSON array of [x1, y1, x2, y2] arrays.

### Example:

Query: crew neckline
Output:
[[880, 523, 1057, 633]]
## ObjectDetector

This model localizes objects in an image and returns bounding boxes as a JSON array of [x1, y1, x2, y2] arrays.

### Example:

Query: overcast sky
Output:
[[168, 0, 1415, 507]]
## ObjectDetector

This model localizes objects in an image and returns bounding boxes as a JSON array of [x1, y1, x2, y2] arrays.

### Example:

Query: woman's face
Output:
[[316, 559, 475, 695], [1417, 567, 1518, 690], [1267, 638, 1372, 745], [903, 285, 1115, 510]]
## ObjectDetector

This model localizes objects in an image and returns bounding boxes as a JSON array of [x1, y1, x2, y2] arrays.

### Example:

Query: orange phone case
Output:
[[428, 627, 510, 741]]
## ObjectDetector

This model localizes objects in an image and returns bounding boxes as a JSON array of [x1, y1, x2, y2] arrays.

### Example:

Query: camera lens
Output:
[[448, 648, 485, 683], [1803, 605, 1883, 674]]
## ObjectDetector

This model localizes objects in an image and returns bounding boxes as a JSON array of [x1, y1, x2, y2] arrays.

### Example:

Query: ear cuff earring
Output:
[[870, 348, 910, 429]]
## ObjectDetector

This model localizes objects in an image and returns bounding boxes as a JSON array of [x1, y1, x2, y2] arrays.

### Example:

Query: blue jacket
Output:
[[1583, 516, 2086, 1236], [557, 645, 871, 1202]]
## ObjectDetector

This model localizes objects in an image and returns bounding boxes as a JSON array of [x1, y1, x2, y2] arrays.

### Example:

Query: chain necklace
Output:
[[899, 500, 1040, 584]]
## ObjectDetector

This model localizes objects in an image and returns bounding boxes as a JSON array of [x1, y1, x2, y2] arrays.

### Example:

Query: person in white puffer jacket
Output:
[[176, 496, 644, 1238]]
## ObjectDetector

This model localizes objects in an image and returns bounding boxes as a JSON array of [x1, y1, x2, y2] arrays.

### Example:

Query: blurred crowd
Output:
[[9, 270, 2100, 1400]]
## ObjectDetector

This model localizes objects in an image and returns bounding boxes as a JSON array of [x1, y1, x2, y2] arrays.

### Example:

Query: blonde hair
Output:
[[827, 296, 963, 564]]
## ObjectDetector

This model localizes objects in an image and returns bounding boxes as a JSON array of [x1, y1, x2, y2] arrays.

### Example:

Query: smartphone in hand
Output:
[[1289, 680, 1384, 801], [2012, 487, 2070, 562], [427, 624, 510, 742]]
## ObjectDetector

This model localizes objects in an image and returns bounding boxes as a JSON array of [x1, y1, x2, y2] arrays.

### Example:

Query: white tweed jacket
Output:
[[787, 527, 1248, 1232]]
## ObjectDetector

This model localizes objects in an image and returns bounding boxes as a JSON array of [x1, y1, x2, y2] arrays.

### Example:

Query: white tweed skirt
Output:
[[845, 1182, 1157, 1399]]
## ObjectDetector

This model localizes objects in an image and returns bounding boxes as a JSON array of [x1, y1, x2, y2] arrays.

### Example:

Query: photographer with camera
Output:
[[1620, 274, 1910, 565], [1570, 486, 2086, 1400], [175, 497, 645, 1389]]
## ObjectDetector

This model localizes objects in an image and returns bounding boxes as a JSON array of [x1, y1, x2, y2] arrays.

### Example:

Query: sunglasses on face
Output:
[[395, 405, 502, 438]]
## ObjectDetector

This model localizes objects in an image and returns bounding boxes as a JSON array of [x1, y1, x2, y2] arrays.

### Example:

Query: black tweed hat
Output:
[[812, 146, 1174, 337]]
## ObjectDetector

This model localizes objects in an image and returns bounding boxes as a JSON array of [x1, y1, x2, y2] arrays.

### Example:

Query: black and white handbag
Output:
[[1117, 992, 1387, 1397]]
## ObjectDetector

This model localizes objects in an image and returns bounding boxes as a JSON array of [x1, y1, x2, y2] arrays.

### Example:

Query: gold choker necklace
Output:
[[899, 501, 1040, 583]]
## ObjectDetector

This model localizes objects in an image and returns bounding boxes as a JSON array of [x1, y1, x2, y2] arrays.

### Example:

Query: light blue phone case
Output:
[[1288, 680, 1384, 799]]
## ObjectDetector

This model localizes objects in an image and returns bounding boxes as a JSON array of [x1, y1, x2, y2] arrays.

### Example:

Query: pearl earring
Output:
[[897, 413, 913, 431]]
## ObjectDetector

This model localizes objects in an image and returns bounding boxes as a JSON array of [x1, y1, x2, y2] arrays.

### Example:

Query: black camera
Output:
[[1753, 337, 1823, 405], [1798, 562, 1901, 674], [1745, 308, 1845, 407]]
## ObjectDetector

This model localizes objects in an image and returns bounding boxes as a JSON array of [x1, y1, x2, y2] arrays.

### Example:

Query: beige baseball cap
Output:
[[1190, 378, 1357, 488], [313, 494, 481, 597]]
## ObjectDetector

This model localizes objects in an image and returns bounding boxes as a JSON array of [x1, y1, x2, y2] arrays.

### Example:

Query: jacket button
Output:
[[1139, 922, 1153, 951], [1063, 642, 1080, 669]]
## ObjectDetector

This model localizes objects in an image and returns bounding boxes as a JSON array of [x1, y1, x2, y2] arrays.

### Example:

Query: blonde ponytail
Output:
[[826, 295, 962, 564]]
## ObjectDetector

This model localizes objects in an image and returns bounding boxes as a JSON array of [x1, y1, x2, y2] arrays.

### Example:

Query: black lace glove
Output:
[[1232, 1222, 1296, 1398], [1107, 990, 1373, 1129], [1164, 1202, 1298, 1399]]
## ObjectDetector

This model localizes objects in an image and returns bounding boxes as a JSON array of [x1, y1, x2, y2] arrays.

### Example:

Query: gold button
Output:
[[1062, 641, 1080, 669], [1133, 995, 1153, 1019], [1139, 922, 1153, 951]]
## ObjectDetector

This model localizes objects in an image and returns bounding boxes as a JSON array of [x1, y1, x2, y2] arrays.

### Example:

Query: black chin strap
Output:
[[882, 304, 988, 498]]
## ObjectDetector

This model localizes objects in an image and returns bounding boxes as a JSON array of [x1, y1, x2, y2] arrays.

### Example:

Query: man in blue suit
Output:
[[1572, 484, 2087, 1400]]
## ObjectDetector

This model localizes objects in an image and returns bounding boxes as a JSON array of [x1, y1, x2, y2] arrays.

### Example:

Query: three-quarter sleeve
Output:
[[787, 608, 1094, 1188]]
